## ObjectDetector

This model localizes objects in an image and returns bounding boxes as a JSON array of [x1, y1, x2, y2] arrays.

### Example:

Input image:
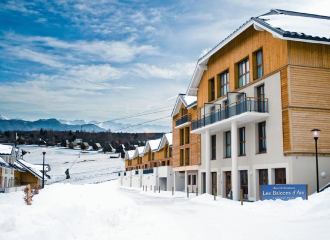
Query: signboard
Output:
[[261, 184, 307, 201]]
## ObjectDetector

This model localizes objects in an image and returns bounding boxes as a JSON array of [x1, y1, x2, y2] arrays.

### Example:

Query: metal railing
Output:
[[175, 114, 191, 127], [191, 97, 268, 131], [143, 169, 154, 174]]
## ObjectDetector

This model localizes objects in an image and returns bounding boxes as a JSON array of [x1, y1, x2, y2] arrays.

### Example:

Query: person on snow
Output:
[[65, 168, 70, 179]]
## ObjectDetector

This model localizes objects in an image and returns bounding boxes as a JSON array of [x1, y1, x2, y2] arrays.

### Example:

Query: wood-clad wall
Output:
[[197, 26, 288, 108], [172, 104, 200, 168]]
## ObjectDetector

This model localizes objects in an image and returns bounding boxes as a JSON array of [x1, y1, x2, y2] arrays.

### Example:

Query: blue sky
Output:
[[0, 0, 329, 126]]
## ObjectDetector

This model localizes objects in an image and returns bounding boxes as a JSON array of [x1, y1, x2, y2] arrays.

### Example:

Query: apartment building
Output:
[[0, 144, 16, 189], [120, 133, 173, 190], [171, 94, 200, 192], [182, 9, 330, 201]]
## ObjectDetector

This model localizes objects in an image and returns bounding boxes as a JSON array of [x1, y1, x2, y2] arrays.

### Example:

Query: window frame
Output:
[[180, 149, 184, 166], [185, 148, 190, 165], [180, 128, 184, 146], [256, 49, 263, 79], [238, 58, 250, 88], [258, 122, 267, 153], [239, 127, 246, 156], [209, 78, 215, 101], [225, 131, 231, 158], [185, 127, 190, 144], [211, 135, 216, 160], [218, 70, 229, 97]]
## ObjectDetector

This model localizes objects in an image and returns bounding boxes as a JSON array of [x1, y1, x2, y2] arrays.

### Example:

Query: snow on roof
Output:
[[125, 150, 135, 160], [137, 146, 144, 155], [171, 94, 197, 117], [258, 13, 330, 39], [132, 146, 145, 158], [144, 139, 161, 153], [0, 144, 13, 155], [0, 156, 13, 169], [158, 133, 173, 150], [186, 9, 330, 96], [94, 143, 102, 148], [16, 159, 44, 180]]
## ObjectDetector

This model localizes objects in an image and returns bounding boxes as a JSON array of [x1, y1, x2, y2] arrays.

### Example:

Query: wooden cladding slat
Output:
[[282, 109, 291, 153]]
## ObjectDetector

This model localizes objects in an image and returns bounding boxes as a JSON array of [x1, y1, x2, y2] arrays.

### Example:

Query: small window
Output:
[[256, 50, 263, 79], [258, 122, 267, 153], [211, 135, 216, 160], [185, 127, 190, 144], [209, 78, 215, 101], [225, 131, 231, 158], [170, 147, 173, 157], [188, 175, 191, 185], [239, 127, 246, 156], [238, 58, 250, 88], [192, 175, 196, 185], [152, 152, 155, 160], [219, 71, 229, 97]]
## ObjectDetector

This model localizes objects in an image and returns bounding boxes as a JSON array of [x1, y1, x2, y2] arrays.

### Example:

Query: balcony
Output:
[[191, 97, 269, 134], [175, 114, 191, 128]]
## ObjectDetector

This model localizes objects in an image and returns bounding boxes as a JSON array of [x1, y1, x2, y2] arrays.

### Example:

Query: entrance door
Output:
[[202, 173, 206, 194], [259, 169, 268, 186], [240, 170, 248, 199], [275, 168, 286, 184], [225, 172, 231, 198], [212, 172, 217, 195]]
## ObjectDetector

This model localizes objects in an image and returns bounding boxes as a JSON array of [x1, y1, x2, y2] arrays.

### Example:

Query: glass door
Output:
[[226, 171, 231, 198], [259, 169, 268, 186], [240, 170, 248, 199]]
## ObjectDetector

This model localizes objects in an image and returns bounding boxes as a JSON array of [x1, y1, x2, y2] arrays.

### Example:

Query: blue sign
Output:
[[261, 184, 307, 201]]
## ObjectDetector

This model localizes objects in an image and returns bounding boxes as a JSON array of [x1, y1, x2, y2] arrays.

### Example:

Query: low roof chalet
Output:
[[16, 158, 46, 180], [94, 143, 102, 148], [186, 9, 330, 96], [82, 142, 89, 146]]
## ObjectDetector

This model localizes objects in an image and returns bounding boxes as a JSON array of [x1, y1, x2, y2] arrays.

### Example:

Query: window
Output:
[[239, 127, 246, 156], [275, 168, 286, 184], [180, 149, 184, 166], [148, 150, 151, 161], [185, 127, 190, 144], [188, 175, 191, 185], [180, 129, 184, 145], [192, 175, 196, 185], [165, 145, 168, 158], [185, 148, 190, 165], [211, 135, 216, 160], [209, 78, 215, 101], [152, 152, 154, 160], [219, 71, 229, 97], [238, 58, 249, 88], [225, 131, 231, 158], [181, 108, 187, 117], [259, 169, 268, 185], [257, 85, 265, 113], [258, 122, 267, 153], [256, 50, 263, 79], [170, 147, 173, 157]]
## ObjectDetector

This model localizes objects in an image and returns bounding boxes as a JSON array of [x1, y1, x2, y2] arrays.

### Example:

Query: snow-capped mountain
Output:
[[0, 114, 10, 120], [0, 118, 171, 133]]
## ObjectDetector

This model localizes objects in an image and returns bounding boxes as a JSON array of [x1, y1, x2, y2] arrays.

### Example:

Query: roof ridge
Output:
[[268, 9, 330, 20]]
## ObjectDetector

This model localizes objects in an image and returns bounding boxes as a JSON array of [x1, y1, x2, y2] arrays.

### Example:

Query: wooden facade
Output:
[[192, 24, 330, 156], [172, 103, 201, 168]]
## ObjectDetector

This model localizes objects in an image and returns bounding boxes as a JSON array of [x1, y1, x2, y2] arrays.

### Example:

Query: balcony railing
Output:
[[191, 97, 268, 131], [175, 114, 191, 127]]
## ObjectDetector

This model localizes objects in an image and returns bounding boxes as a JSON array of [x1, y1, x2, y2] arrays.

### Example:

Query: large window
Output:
[[211, 135, 216, 160], [238, 58, 249, 88], [239, 127, 246, 156], [185, 148, 190, 165], [180, 149, 184, 166], [209, 78, 215, 101], [180, 129, 184, 145], [185, 127, 190, 144], [256, 50, 263, 79], [225, 131, 231, 158], [257, 85, 265, 113], [219, 71, 229, 97], [258, 122, 267, 153]]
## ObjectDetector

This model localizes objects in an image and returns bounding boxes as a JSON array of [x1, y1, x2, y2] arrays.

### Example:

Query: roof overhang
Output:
[[171, 94, 197, 117]]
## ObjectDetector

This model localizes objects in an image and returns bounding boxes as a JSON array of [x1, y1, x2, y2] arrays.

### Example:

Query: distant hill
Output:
[[0, 118, 171, 133]]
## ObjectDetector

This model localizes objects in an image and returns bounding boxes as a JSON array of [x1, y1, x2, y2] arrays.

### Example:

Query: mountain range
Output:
[[0, 116, 171, 133]]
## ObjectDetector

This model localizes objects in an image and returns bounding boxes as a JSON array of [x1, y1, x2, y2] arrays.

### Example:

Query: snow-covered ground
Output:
[[0, 181, 330, 240], [19, 145, 124, 185]]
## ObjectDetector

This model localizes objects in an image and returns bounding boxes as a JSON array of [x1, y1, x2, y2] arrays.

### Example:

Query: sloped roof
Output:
[[0, 144, 13, 155], [133, 146, 145, 158], [125, 150, 135, 160], [82, 142, 89, 146], [158, 133, 173, 150], [0, 156, 13, 169], [143, 138, 161, 153], [171, 94, 197, 117], [186, 9, 330, 96], [94, 143, 102, 148], [16, 159, 45, 180]]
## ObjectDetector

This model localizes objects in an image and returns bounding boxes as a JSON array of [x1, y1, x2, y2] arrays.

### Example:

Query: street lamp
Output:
[[42, 146, 46, 188], [311, 129, 321, 193]]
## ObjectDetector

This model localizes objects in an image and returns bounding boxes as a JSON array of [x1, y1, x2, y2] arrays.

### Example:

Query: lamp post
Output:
[[42, 146, 46, 188], [311, 129, 321, 193]]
